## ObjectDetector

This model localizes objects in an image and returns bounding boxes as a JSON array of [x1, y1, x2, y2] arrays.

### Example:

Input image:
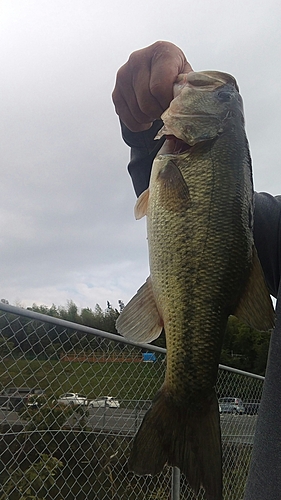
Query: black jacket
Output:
[[121, 120, 281, 499]]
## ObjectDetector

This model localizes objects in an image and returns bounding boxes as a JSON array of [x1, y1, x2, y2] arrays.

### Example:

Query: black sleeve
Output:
[[120, 120, 165, 197], [254, 192, 281, 298], [245, 193, 281, 500]]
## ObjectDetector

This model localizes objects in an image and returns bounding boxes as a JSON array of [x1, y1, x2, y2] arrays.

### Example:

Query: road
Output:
[[0, 407, 258, 443], [0, 406, 147, 435], [220, 413, 258, 445]]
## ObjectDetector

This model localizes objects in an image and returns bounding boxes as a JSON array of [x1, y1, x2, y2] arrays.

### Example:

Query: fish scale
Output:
[[149, 142, 250, 397]]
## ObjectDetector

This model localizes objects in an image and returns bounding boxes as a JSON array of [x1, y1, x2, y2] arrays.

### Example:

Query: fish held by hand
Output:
[[116, 70, 274, 500]]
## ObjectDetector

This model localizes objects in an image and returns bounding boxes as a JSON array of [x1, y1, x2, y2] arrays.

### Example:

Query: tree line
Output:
[[0, 299, 271, 375], [0, 299, 123, 360]]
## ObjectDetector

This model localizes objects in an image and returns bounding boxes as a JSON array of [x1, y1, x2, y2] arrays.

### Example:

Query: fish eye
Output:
[[217, 91, 232, 101]]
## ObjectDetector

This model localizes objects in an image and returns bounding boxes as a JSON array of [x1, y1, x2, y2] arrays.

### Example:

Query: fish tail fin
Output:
[[129, 388, 222, 500]]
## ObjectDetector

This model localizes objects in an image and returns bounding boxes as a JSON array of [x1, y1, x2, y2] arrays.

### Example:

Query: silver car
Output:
[[219, 397, 245, 415]]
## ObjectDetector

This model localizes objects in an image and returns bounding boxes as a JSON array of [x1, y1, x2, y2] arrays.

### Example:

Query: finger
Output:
[[112, 41, 193, 131], [112, 64, 155, 130], [131, 63, 168, 121], [149, 44, 193, 110], [113, 55, 163, 130], [112, 85, 153, 132]]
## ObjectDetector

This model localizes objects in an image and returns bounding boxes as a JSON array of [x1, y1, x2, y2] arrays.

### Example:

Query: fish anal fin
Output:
[[134, 189, 149, 220], [129, 388, 222, 500], [116, 277, 163, 343], [234, 246, 275, 331]]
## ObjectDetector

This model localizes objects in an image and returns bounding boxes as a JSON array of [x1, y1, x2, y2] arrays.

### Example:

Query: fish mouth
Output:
[[161, 135, 192, 155]]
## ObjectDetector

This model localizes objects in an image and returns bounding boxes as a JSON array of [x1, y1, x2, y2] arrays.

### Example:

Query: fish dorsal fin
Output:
[[116, 277, 163, 343], [234, 246, 275, 331], [134, 189, 149, 220]]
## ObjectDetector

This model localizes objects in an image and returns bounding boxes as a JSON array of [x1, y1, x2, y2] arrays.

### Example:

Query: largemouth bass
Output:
[[116, 70, 274, 499]]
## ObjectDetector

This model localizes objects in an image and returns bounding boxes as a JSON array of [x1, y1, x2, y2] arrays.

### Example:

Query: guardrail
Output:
[[0, 302, 264, 500]]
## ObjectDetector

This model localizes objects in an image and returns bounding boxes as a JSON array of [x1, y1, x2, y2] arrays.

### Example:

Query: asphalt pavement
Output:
[[0, 407, 258, 444]]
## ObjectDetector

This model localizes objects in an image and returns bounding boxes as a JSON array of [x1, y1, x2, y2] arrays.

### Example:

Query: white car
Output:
[[88, 396, 120, 408], [57, 393, 87, 406]]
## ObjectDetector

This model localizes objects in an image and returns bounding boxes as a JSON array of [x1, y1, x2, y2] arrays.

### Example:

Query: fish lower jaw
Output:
[[159, 136, 192, 155]]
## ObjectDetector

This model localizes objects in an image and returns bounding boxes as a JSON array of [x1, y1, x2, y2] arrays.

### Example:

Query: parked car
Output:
[[57, 393, 87, 406], [0, 387, 43, 412], [88, 396, 120, 408], [244, 400, 260, 415], [219, 397, 245, 415]]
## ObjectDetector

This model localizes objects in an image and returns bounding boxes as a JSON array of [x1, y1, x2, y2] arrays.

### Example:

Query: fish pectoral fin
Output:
[[116, 277, 163, 343], [134, 189, 149, 220], [234, 246, 275, 331], [158, 159, 191, 204]]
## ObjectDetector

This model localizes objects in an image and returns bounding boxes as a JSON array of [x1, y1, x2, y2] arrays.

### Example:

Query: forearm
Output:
[[121, 120, 165, 197]]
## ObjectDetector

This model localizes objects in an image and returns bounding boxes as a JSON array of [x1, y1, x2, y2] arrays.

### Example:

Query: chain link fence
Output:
[[0, 302, 264, 499]]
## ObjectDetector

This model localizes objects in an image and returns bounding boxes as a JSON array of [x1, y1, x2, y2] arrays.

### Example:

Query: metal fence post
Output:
[[171, 466, 180, 500]]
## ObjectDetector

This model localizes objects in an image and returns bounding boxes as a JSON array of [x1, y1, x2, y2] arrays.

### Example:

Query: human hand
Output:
[[112, 41, 193, 132]]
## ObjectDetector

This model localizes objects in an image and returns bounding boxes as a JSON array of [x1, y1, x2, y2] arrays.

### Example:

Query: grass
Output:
[[0, 358, 166, 402]]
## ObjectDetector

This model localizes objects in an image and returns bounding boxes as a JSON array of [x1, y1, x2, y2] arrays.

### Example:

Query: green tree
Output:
[[220, 315, 271, 375]]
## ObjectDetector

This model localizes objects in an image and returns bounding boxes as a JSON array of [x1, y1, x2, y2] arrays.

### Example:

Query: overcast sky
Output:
[[1, 0, 281, 311]]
